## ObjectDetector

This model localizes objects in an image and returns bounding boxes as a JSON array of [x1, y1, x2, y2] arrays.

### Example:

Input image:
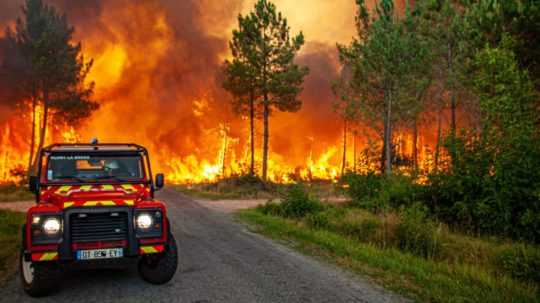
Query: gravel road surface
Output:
[[0, 188, 405, 303]]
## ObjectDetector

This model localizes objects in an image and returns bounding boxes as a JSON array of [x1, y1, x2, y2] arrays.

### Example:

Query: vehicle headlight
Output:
[[134, 210, 163, 238], [43, 217, 61, 235], [30, 215, 62, 244], [136, 213, 153, 229]]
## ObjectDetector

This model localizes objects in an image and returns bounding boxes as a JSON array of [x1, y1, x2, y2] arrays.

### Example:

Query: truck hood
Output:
[[40, 184, 151, 209]]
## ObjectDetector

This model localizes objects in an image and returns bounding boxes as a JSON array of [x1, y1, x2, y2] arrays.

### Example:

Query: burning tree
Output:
[[338, 0, 430, 175], [1, 0, 98, 173], [222, 40, 261, 176], [227, 0, 309, 181], [332, 65, 359, 176]]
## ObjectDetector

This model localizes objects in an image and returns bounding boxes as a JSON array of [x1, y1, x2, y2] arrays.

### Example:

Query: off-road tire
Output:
[[138, 232, 178, 284], [20, 249, 62, 297]]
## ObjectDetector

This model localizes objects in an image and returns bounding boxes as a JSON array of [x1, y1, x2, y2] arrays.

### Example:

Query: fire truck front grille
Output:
[[70, 212, 129, 242]]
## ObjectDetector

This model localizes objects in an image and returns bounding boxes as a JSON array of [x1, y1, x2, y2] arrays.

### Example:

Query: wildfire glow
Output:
[[0, 0, 441, 184]]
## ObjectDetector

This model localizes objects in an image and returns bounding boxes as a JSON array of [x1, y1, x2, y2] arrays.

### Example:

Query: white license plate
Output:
[[76, 248, 123, 260]]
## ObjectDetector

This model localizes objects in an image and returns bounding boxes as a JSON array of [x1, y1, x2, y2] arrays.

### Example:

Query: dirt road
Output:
[[0, 189, 405, 303]]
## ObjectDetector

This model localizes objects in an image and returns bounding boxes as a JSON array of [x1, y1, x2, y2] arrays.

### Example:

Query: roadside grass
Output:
[[0, 209, 24, 283], [0, 184, 33, 203], [237, 209, 539, 303]]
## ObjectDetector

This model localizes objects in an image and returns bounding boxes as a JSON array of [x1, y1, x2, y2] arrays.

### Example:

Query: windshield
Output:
[[46, 154, 145, 182]]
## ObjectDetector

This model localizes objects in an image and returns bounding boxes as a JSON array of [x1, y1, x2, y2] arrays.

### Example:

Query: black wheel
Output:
[[138, 232, 178, 284], [20, 249, 62, 297]]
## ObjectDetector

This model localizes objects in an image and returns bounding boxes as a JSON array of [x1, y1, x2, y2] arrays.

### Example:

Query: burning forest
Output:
[[0, 0, 465, 184], [1, 1, 540, 300]]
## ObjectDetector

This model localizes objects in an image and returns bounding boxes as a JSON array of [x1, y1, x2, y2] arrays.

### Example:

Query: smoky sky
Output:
[[0, 0, 346, 169]]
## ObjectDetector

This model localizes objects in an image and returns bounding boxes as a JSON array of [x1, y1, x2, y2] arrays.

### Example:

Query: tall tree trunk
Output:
[[450, 92, 456, 137], [353, 131, 357, 173], [412, 116, 418, 173], [27, 96, 37, 175], [380, 133, 386, 174], [261, 28, 269, 182], [448, 43, 456, 137], [341, 119, 347, 176], [249, 94, 255, 176], [262, 93, 269, 181], [434, 99, 443, 172], [222, 132, 228, 177], [448, 43, 458, 169], [384, 90, 393, 176], [33, 90, 48, 169]]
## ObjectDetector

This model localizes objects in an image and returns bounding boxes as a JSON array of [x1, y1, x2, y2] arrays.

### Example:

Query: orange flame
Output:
[[0, 0, 443, 184]]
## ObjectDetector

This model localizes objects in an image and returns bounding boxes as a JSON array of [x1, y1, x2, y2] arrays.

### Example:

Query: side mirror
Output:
[[29, 176, 39, 194], [155, 173, 164, 190]]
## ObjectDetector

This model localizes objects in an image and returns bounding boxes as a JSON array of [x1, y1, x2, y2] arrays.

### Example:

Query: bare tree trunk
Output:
[[222, 133, 228, 177], [341, 119, 347, 176], [412, 116, 418, 173], [434, 104, 443, 171], [33, 90, 48, 169], [249, 94, 255, 176], [450, 92, 456, 137], [384, 90, 393, 176], [27, 95, 37, 175], [380, 134, 386, 174], [262, 93, 269, 181], [353, 131, 357, 173], [448, 43, 458, 169], [448, 43, 456, 137], [261, 29, 269, 182]]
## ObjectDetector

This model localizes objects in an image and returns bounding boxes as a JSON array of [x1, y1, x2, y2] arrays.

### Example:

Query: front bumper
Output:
[[26, 206, 166, 262]]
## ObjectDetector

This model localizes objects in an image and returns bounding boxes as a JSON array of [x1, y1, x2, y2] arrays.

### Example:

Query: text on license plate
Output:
[[76, 248, 123, 260]]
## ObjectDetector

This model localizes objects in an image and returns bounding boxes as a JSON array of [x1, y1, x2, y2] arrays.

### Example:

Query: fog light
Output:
[[32, 216, 41, 224]]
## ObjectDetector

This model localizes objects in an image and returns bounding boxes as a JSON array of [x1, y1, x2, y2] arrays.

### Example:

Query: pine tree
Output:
[[2, 0, 98, 172], [338, 0, 429, 175], [222, 24, 261, 176], [232, 0, 309, 181]]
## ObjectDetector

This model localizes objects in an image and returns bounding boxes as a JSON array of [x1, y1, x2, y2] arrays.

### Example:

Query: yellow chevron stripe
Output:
[[81, 200, 118, 207], [40, 252, 58, 261], [80, 185, 92, 191], [124, 200, 134, 206], [56, 185, 72, 194], [121, 184, 135, 191], [101, 184, 114, 191], [141, 246, 158, 254], [63, 202, 74, 208]]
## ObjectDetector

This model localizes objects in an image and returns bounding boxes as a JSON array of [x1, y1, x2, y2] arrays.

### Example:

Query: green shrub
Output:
[[425, 131, 540, 243], [396, 202, 441, 259], [0, 210, 25, 273], [342, 173, 420, 212], [344, 217, 383, 243], [257, 201, 283, 216], [358, 218, 382, 242], [306, 212, 330, 229], [279, 183, 323, 218], [331, 209, 383, 243], [497, 244, 540, 283], [341, 172, 382, 209], [380, 175, 420, 208], [339, 220, 364, 236]]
